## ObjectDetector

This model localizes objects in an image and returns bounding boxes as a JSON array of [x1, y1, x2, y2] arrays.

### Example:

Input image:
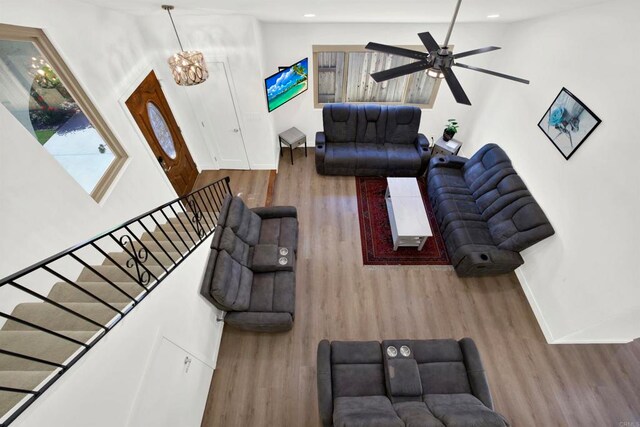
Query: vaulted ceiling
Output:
[[77, 0, 613, 23]]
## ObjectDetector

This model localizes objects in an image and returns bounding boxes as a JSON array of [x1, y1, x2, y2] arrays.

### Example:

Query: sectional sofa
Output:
[[315, 103, 431, 176], [200, 195, 298, 332], [317, 338, 509, 426], [427, 144, 555, 276]]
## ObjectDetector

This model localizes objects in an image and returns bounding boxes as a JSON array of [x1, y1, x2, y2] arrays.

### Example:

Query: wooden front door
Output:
[[126, 71, 198, 196]]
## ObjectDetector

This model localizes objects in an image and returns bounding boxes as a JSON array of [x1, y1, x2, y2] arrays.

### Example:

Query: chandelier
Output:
[[162, 5, 208, 86]]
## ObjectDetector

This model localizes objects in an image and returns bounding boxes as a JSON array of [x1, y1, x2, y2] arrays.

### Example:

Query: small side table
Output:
[[279, 127, 307, 165], [432, 137, 462, 157]]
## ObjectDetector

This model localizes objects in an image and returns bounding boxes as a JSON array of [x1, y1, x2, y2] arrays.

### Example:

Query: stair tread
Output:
[[48, 282, 144, 304], [0, 330, 95, 369], [0, 371, 55, 418], [2, 302, 125, 332]]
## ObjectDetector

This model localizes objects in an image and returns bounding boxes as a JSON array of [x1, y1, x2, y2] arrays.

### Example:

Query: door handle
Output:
[[233, 128, 239, 133], [157, 156, 172, 172], [184, 356, 192, 373]]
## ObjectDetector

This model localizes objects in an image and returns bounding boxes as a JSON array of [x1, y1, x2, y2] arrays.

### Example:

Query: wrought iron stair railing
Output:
[[0, 177, 231, 426]]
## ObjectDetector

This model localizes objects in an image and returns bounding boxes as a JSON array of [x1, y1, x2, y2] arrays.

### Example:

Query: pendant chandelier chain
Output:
[[164, 6, 185, 52]]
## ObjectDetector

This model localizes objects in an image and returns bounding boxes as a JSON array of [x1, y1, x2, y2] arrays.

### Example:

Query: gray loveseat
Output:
[[316, 104, 431, 176], [427, 144, 554, 276], [200, 195, 298, 332], [317, 338, 509, 427]]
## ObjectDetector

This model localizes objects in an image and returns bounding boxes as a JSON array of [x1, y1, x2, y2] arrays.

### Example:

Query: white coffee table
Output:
[[385, 178, 432, 250]]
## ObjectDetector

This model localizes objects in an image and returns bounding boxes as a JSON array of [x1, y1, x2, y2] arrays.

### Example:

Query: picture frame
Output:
[[537, 87, 602, 160]]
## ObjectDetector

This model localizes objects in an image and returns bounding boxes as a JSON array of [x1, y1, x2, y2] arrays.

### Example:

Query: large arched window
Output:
[[0, 24, 127, 201]]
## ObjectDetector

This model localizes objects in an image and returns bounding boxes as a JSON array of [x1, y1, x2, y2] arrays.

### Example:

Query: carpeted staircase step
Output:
[[0, 330, 96, 370], [2, 302, 125, 332], [76, 264, 165, 283], [0, 371, 53, 417], [163, 218, 198, 232], [0, 206, 219, 421], [130, 239, 191, 254], [143, 230, 198, 244], [47, 282, 145, 304], [102, 251, 182, 267]]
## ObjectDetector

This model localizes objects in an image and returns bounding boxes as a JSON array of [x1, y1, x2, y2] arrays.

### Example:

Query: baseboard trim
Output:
[[553, 337, 633, 344], [515, 269, 556, 344], [251, 163, 277, 170]]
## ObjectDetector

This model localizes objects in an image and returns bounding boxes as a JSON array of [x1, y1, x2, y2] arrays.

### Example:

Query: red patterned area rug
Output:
[[355, 177, 451, 266]]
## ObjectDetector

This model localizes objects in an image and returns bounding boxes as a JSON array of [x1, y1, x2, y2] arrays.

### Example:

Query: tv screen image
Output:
[[264, 57, 308, 112]]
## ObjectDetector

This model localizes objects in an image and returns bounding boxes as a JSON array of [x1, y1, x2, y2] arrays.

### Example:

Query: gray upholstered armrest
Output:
[[224, 312, 293, 332], [459, 338, 493, 409], [455, 247, 524, 277], [315, 132, 326, 174], [251, 206, 298, 219], [317, 340, 333, 427], [429, 154, 468, 170], [415, 134, 432, 175], [415, 133, 430, 150], [251, 244, 295, 272]]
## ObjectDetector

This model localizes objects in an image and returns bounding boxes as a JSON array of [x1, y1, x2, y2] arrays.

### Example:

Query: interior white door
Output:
[[127, 337, 214, 427], [195, 61, 250, 169]]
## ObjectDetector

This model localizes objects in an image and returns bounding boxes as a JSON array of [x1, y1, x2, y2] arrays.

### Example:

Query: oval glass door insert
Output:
[[146, 101, 177, 159]]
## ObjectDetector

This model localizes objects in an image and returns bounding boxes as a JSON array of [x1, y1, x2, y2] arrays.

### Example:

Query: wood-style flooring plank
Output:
[[201, 153, 640, 427]]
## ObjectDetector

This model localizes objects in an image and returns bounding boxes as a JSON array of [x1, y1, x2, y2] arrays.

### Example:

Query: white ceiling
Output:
[[77, 0, 613, 23]]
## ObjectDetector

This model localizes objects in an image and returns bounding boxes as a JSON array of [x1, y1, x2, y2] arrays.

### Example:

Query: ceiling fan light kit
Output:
[[365, 0, 529, 105], [162, 5, 209, 86]]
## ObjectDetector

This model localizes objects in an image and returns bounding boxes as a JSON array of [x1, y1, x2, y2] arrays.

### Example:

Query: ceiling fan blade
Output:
[[441, 68, 471, 105], [370, 61, 432, 82], [417, 32, 441, 53], [453, 46, 501, 59], [454, 62, 530, 84], [365, 42, 429, 61]]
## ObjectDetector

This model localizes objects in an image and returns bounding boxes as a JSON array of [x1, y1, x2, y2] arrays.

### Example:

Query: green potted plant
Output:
[[443, 119, 459, 141]]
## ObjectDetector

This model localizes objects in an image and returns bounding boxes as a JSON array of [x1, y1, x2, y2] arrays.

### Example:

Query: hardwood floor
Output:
[[200, 154, 640, 427], [193, 169, 271, 209]]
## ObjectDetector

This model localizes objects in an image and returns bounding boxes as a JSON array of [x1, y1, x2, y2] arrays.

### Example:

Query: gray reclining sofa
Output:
[[317, 338, 509, 427], [316, 104, 431, 176], [427, 144, 554, 276], [200, 195, 298, 332]]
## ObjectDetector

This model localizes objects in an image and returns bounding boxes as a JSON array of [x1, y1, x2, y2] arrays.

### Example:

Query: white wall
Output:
[[261, 22, 512, 146], [9, 239, 224, 427], [0, 0, 178, 280], [464, 0, 640, 343], [137, 12, 277, 170]]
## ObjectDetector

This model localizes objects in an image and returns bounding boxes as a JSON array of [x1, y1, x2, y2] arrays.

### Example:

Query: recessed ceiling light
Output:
[[303, 13, 316, 18], [487, 14, 500, 19]]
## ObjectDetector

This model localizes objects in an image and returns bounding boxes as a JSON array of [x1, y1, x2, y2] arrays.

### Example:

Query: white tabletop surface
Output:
[[386, 178, 432, 237], [389, 197, 432, 236], [387, 177, 423, 198]]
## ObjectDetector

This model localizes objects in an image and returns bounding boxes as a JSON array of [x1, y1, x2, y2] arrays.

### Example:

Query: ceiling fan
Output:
[[365, 0, 529, 105]]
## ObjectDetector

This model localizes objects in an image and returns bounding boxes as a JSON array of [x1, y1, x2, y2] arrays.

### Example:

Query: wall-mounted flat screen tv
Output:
[[264, 57, 308, 112]]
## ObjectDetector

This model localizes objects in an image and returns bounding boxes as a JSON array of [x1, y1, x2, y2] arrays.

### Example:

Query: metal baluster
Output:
[[204, 185, 222, 222], [9, 281, 108, 330], [189, 194, 212, 236], [88, 244, 146, 296], [138, 219, 177, 266], [0, 349, 65, 369], [0, 386, 37, 394], [42, 265, 126, 314], [169, 204, 197, 246], [108, 234, 158, 287], [153, 211, 185, 256], [124, 224, 168, 274], [70, 251, 148, 293], [196, 190, 217, 230]]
